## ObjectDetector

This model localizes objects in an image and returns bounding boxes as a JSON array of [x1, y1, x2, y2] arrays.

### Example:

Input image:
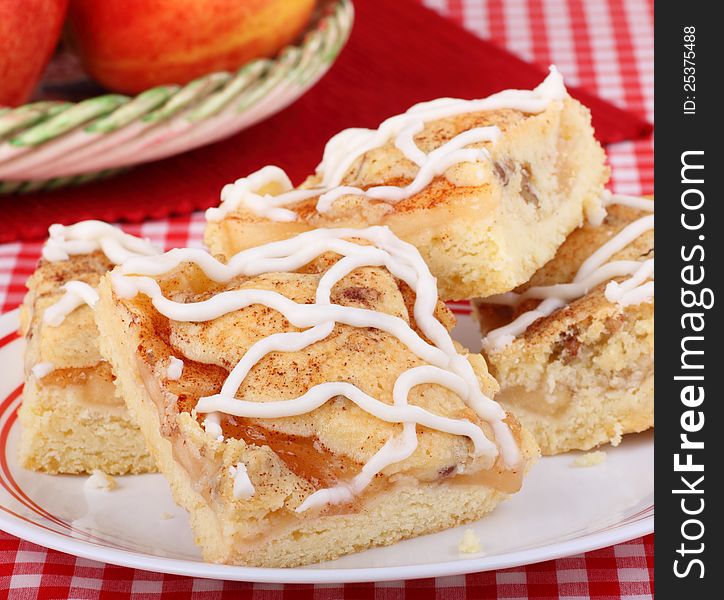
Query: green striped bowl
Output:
[[0, 0, 353, 194]]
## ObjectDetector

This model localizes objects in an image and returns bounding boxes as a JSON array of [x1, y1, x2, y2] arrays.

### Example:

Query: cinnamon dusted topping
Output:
[[206, 67, 567, 222], [113, 226, 521, 512], [339, 285, 382, 308]]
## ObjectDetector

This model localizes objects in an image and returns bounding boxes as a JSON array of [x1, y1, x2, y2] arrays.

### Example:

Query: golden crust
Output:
[[94, 251, 539, 567], [18, 370, 156, 475], [205, 98, 609, 300], [473, 202, 654, 455]]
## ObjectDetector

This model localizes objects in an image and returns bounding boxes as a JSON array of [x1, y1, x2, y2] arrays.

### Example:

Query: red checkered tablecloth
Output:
[[0, 0, 654, 597]]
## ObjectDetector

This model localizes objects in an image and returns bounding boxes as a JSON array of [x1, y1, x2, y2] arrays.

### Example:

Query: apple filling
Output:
[[37, 362, 127, 414]]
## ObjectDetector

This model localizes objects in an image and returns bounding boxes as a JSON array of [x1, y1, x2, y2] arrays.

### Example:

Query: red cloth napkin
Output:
[[0, 0, 651, 243]]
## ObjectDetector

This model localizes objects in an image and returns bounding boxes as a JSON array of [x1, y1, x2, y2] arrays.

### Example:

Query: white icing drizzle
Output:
[[205, 166, 321, 223], [43, 220, 159, 264], [296, 365, 463, 512], [605, 260, 654, 306], [41, 221, 161, 327], [576, 214, 653, 280], [482, 195, 654, 352], [315, 126, 501, 212], [229, 462, 255, 499], [587, 191, 656, 226], [43, 281, 100, 327], [586, 204, 608, 227], [112, 226, 519, 512], [31, 362, 55, 379], [166, 356, 184, 381], [207, 67, 567, 222], [394, 120, 427, 166], [601, 190, 655, 212], [318, 67, 565, 190]]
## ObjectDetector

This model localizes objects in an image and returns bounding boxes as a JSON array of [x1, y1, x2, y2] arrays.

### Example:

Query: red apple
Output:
[[0, 0, 68, 107], [66, 0, 316, 94]]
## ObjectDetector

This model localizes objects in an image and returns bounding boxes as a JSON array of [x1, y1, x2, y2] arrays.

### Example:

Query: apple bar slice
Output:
[[472, 197, 654, 455], [19, 226, 157, 475], [95, 227, 538, 567], [205, 68, 608, 300]]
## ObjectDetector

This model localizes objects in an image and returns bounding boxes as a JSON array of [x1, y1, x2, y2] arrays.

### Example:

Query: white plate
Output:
[[0, 307, 653, 583]]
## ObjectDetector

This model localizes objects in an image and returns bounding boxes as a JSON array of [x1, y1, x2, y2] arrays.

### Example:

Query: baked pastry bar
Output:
[[205, 67, 608, 300], [473, 195, 654, 455], [95, 226, 538, 567], [18, 222, 158, 475]]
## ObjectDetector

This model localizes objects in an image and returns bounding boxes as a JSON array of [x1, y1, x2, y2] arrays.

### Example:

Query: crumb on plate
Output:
[[458, 529, 482, 554], [571, 451, 607, 468], [85, 469, 117, 491]]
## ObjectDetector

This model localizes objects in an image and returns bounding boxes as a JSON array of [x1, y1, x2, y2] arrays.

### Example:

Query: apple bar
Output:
[[18, 222, 158, 475], [95, 226, 538, 567], [472, 196, 654, 455], [204, 68, 609, 300]]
